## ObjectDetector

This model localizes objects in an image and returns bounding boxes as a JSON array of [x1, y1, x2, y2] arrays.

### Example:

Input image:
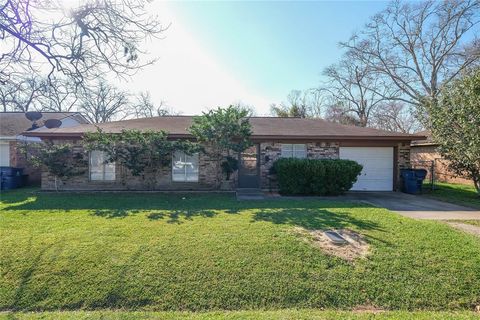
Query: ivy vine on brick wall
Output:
[[83, 129, 202, 187], [20, 141, 87, 191]]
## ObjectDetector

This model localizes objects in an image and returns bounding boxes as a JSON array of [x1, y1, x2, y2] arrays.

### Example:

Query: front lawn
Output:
[[1, 310, 479, 320], [423, 182, 480, 209], [1, 188, 480, 313]]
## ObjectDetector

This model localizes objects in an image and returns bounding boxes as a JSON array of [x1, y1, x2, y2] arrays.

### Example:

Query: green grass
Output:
[[422, 182, 480, 209], [1, 188, 480, 313], [1, 310, 479, 320]]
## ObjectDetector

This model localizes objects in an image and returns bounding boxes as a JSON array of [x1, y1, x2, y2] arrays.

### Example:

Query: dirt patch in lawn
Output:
[[352, 305, 386, 313], [294, 227, 369, 261]]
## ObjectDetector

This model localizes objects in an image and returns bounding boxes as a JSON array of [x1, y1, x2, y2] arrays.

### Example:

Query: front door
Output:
[[238, 144, 260, 188]]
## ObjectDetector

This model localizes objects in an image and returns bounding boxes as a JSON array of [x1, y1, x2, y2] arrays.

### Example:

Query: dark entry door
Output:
[[238, 144, 260, 188]]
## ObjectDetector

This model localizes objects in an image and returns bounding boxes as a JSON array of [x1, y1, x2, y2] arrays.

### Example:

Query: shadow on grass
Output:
[[1, 189, 381, 228], [91, 208, 220, 224], [93, 209, 140, 219], [93, 245, 154, 309], [422, 182, 480, 209], [10, 236, 66, 311], [253, 208, 383, 232], [1, 190, 369, 211], [252, 207, 393, 247], [146, 209, 218, 224]]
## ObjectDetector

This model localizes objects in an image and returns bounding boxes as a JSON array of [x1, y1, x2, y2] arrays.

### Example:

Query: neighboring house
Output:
[[411, 130, 473, 185], [0, 112, 89, 185], [25, 116, 424, 191]]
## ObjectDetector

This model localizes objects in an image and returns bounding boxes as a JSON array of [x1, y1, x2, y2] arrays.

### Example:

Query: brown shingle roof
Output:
[[0, 112, 88, 137], [23, 115, 425, 141], [411, 130, 436, 146]]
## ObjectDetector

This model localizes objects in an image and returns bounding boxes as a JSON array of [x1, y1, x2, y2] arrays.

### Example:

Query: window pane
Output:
[[293, 144, 307, 158], [172, 151, 185, 181], [104, 171, 116, 181], [90, 150, 115, 181], [172, 151, 199, 182], [90, 150, 103, 166], [281, 144, 293, 158], [104, 162, 115, 180], [293, 151, 306, 158], [90, 151, 103, 180], [281, 144, 306, 158], [293, 144, 306, 152], [90, 172, 104, 180], [0, 143, 10, 166], [185, 153, 199, 181]]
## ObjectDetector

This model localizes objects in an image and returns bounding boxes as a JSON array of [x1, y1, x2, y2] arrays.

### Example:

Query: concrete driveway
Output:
[[345, 192, 480, 220]]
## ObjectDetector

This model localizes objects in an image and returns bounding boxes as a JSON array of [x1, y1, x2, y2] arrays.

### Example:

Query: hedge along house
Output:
[[24, 116, 425, 192]]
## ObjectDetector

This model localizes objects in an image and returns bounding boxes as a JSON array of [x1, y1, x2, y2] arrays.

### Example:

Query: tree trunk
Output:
[[473, 175, 480, 196]]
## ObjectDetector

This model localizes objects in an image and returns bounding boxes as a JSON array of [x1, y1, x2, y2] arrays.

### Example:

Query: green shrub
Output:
[[272, 158, 363, 195]]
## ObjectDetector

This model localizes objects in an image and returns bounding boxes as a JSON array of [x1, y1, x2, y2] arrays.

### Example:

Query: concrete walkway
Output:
[[447, 222, 480, 236], [344, 192, 480, 220]]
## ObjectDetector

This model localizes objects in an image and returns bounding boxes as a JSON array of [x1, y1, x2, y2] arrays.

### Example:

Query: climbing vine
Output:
[[83, 129, 202, 186]]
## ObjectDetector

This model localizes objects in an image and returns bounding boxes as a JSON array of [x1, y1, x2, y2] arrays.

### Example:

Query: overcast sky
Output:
[[121, 1, 389, 116]]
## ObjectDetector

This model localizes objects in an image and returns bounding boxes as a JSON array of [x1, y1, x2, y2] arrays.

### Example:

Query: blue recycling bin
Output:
[[400, 169, 417, 194], [0, 167, 23, 176], [413, 169, 428, 191], [0, 167, 26, 190], [1, 175, 22, 190], [400, 169, 428, 194]]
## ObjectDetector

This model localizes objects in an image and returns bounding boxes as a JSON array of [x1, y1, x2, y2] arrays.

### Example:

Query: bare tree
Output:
[[40, 77, 79, 112], [0, 76, 45, 112], [371, 102, 423, 133], [323, 101, 363, 126], [0, 82, 16, 112], [320, 54, 399, 126], [0, 0, 165, 86], [79, 81, 129, 123], [270, 89, 322, 118], [132, 91, 170, 118], [341, 0, 480, 106]]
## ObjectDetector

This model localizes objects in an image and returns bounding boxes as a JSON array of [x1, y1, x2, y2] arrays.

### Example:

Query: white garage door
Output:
[[0, 142, 10, 167], [339, 147, 393, 191]]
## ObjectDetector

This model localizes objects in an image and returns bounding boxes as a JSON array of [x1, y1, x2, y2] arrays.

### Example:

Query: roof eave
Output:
[[24, 131, 426, 141], [251, 135, 426, 141], [411, 142, 438, 146]]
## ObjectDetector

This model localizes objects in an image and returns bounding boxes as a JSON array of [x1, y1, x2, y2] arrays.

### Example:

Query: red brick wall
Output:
[[41, 139, 222, 191], [8, 141, 42, 185], [39, 138, 414, 191], [411, 145, 473, 185], [260, 141, 408, 191]]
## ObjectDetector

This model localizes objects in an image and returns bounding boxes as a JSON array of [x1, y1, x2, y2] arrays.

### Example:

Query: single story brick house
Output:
[[411, 130, 473, 185], [0, 112, 89, 185], [25, 116, 424, 192]]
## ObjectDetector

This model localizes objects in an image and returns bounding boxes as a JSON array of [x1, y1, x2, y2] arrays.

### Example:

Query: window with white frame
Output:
[[0, 142, 10, 166], [172, 151, 199, 182], [281, 144, 307, 158], [89, 150, 115, 181]]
